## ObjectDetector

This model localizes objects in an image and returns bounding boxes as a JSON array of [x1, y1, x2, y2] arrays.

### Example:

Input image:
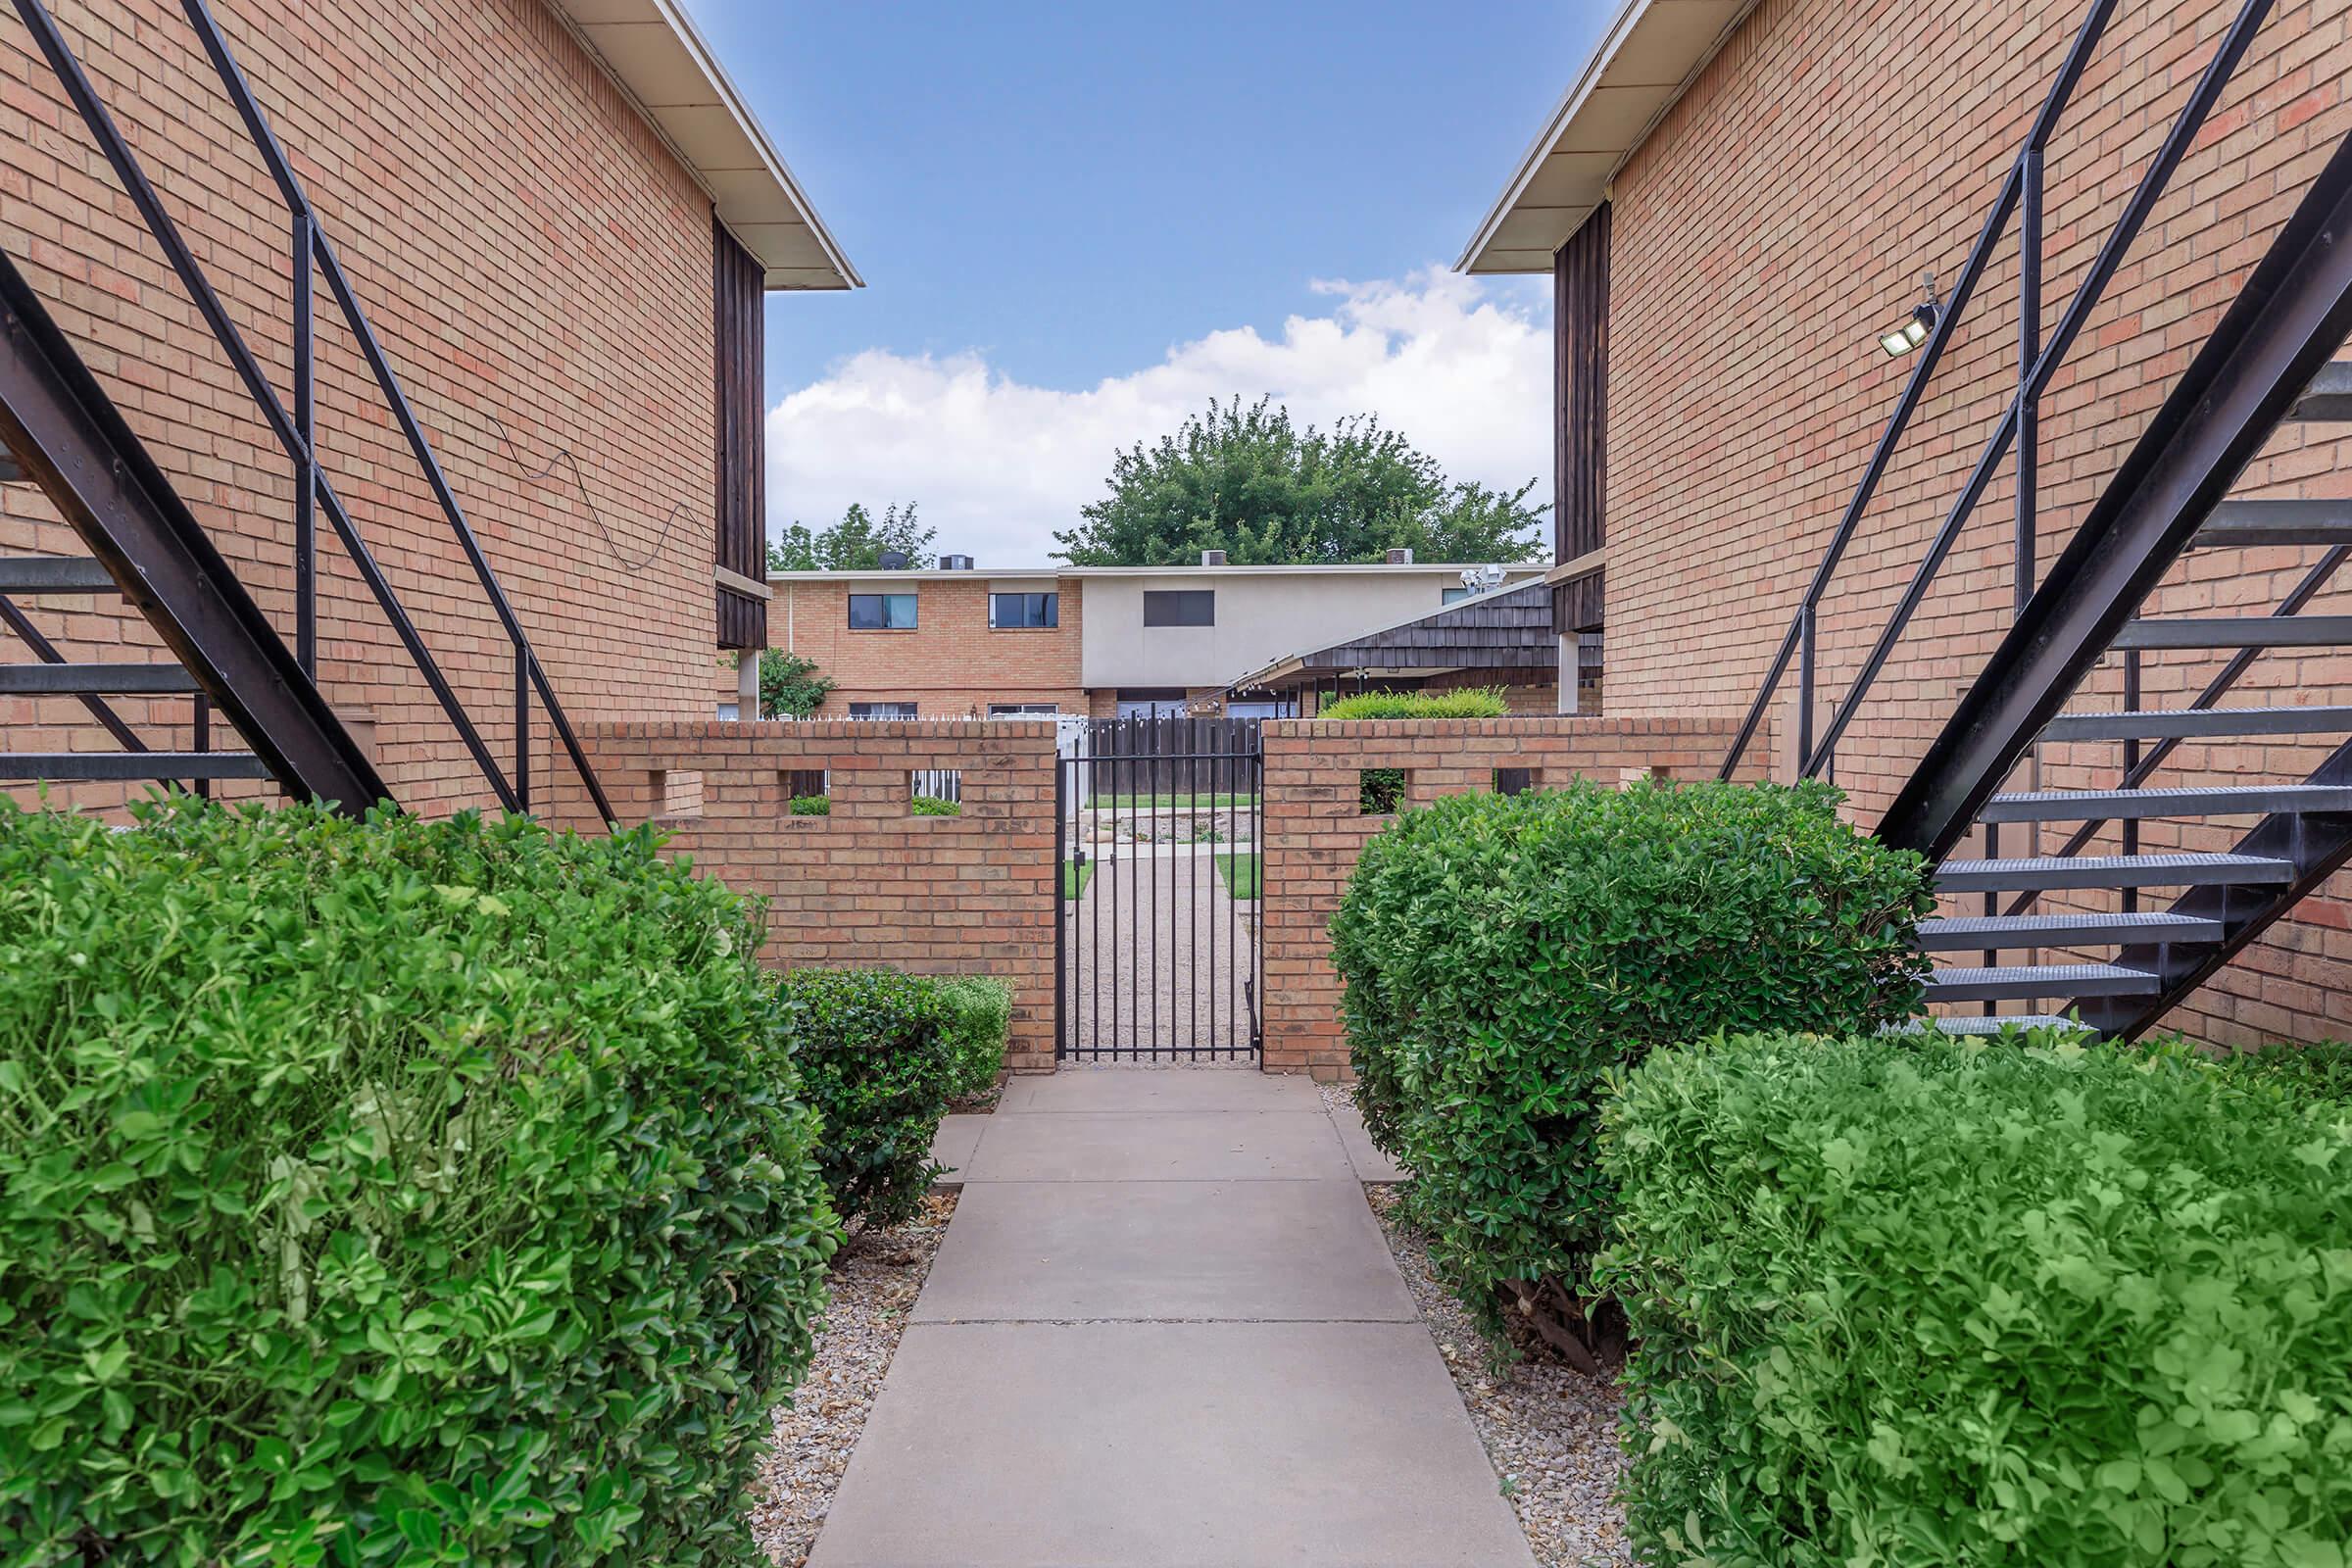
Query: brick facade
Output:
[[1591, 0, 2352, 1045], [775, 576, 1086, 716], [1257, 716, 1753, 1077], [1, 0, 727, 814], [555, 719, 1060, 1071]]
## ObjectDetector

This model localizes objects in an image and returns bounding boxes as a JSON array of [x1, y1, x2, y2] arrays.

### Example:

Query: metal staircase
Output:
[[1721, 0, 2352, 1039], [0, 0, 612, 820]]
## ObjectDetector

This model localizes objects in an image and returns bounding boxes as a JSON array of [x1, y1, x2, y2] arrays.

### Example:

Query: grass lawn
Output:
[[1092, 793, 1258, 809], [1062, 860, 1096, 901], [1214, 852, 1260, 900]]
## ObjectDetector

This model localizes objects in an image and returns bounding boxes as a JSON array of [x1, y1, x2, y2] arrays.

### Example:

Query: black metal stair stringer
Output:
[[0, 248, 387, 811]]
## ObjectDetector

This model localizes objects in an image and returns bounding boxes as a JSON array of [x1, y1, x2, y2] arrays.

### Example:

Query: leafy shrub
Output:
[[790, 794, 831, 816], [935, 976, 1013, 1098], [909, 796, 961, 816], [1600, 1030, 2352, 1568], [780, 967, 961, 1227], [2221, 1037, 2352, 1105], [1319, 686, 1510, 719], [0, 797, 837, 1565], [758, 648, 835, 719], [1358, 766, 1406, 813], [1329, 779, 1929, 1356]]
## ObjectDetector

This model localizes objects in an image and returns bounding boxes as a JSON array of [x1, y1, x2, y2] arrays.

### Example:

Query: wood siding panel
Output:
[[1554, 203, 1609, 634], [713, 217, 765, 648]]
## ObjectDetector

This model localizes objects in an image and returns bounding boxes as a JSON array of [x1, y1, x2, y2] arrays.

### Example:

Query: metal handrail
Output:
[[10, 0, 615, 822], [1719, 0, 2274, 782]]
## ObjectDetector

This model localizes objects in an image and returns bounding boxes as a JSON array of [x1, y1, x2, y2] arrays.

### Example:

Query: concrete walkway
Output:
[[813, 1071, 1531, 1568]]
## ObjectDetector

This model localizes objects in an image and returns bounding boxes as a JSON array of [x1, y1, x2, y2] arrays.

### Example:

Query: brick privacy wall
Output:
[[776, 576, 1087, 715], [1600, 0, 2352, 1045], [1258, 716, 1753, 1078], [552, 719, 1061, 1071], [1, 0, 717, 815]]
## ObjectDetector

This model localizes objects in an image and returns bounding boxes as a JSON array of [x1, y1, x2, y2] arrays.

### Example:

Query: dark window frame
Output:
[[849, 701, 919, 719], [989, 591, 1059, 629], [848, 592, 919, 630], [1141, 588, 1215, 627]]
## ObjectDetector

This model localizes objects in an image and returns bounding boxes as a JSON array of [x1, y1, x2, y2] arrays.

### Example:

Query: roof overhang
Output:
[[548, 0, 861, 290], [1456, 0, 1756, 275]]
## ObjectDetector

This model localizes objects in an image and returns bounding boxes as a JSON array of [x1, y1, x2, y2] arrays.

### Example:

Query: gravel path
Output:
[[748, 1192, 957, 1566], [1322, 1082, 1633, 1568]]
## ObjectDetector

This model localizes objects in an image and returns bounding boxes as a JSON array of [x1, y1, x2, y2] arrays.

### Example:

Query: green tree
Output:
[[1053, 398, 1544, 566], [758, 649, 835, 718], [768, 502, 935, 572]]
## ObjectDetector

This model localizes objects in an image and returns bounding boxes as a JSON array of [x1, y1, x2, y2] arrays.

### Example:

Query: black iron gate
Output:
[[1056, 717, 1263, 1060]]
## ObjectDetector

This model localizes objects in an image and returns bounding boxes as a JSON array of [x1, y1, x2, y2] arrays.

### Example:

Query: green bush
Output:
[[1358, 767, 1406, 814], [2221, 1038, 2352, 1105], [1318, 686, 1511, 719], [1600, 1029, 2352, 1568], [909, 796, 961, 816], [1329, 779, 1929, 1353], [780, 968, 961, 1227], [790, 794, 831, 816], [0, 797, 837, 1565], [935, 976, 1013, 1098]]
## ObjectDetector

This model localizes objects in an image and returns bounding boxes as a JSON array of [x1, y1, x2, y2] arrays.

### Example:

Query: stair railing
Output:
[[1718, 0, 2275, 784], [10, 0, 614, 822]]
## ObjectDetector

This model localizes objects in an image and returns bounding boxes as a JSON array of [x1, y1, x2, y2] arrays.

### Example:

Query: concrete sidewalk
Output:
[[812, 1070, 1531, 1568]]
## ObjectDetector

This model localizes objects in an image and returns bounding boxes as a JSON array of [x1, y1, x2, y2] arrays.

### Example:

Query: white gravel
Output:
[[748, 1192, 957, 1566], [1323, 1081, 1633, 1567]]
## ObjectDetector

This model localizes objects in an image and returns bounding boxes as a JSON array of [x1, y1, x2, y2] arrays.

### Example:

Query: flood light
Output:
[[1879, 272, 1941, 358]]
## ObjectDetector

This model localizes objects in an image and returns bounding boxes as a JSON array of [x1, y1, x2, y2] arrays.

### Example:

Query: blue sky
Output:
[[689, 0, 1607, 562]]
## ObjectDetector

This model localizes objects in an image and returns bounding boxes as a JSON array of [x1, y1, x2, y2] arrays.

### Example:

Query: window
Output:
[[1142, 589, 1215, 627], [989, 703, 1059, 716], [849, 702, 918, 719], [849, 593, 918, 630], [1442, 586, 1474, 605], [989, 592, 1058, 629], [712, 219, 765, 651], [714, 702, 741, 722]]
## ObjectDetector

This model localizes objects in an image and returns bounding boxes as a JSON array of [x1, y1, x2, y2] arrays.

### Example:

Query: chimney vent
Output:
[[939, 553, 975, 570], [1386, 547, 1414, 565], [1200, 549, 1227, 567]]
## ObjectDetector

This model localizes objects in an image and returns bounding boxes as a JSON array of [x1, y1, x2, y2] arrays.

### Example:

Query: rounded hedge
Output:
[[781, 967, 966, 1228], [1601, 1029, 2352, 1567], [0, 798, 837, 1565], [1329, 779, 1930, 1350]]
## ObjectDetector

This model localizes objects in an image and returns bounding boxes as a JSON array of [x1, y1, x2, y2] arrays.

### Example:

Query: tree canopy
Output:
[[1053, 398, 1544, 566], [768, 502, 935, 572]]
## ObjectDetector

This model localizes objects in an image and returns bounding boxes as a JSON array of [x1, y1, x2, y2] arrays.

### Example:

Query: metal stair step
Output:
[[1924, 962, 2161, 1003], [1888, 1013, 2097, 1038], [2286, 362, 2352, 421], [0, 662, 199, 695], [2113, 614, 2352, 649], [0, 555, 118, 594], [2042, 705, 2352, 742], [0, 751, 270, 781], [1934, 852, 2293, 893], [1980, 784, 2352, 822], [1916, 911, 2226, 950], [2191, 499, 2352, 550]]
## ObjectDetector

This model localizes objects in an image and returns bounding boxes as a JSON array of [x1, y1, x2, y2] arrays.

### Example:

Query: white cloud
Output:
[[764, 268, 1551, 565]]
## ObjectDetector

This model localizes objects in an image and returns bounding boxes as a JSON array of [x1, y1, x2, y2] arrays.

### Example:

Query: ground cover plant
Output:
[[935, 976, 1013, 1099], [1601, 1029, 2352, 1568], [0, 797, 837, 1565], [909, 795, 960, 816], [1214, 851, 1261, 899], [781, 968, 970, 1227], [1318, 686, 1510, 719], [1062, 860, 1095, 900], [790, 794, 831, 816], [1329, 779, 1930, 1364]]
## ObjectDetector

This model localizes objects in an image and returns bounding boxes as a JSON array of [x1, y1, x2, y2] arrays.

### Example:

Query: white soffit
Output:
[[1456, 0, 1755, 275], [549, 0, 861, 290]]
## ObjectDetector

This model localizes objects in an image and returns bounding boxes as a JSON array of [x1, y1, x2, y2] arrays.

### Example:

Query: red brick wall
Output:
[[556, 719, 1060, 1070], [776, 576, 1086, 715], [1257, 716, 1752, 1077], [1597, 0, 2352, 1045], [1, 0, 722, 814]]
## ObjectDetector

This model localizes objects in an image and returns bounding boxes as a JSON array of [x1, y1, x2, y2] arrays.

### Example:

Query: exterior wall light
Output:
[[1880, 272, 1940, 357]]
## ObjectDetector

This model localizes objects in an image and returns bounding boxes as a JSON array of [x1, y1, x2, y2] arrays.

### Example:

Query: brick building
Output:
[[1461, 0, 2352, 1045], [748, 557, 1548, 720], [1, 0, 853, 813]]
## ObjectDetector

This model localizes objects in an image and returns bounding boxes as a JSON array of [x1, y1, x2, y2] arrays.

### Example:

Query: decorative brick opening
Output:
[[1494, 766, 1537, 796], [909, 769, 962, 814], [1357, 767, 1407, 815]]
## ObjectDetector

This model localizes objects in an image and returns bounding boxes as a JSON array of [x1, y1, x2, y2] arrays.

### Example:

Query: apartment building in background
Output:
[[1462, 0, 2352, 1045], [2, 0, 850, 815], [744, 555, 1549, 719]]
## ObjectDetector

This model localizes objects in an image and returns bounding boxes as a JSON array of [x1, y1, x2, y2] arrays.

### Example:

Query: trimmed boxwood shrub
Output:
[[1319, 686, 1510, 719], [1599, 1030, 2352, 1568], [1329, 779, 1929, 1357], [780, 968, 963, 1227], [0, 797, 838, 1565], [935, 976, 1013, 1098]]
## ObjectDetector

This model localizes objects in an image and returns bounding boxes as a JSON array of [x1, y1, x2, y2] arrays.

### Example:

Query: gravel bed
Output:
[[1328, 1080, 1633, 1567], [748, 1192, 957, 1566]]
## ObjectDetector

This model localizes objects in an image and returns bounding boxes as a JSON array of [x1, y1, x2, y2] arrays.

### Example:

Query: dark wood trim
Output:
[[1555, 204, 1609, 633], [712, 215, 766, 649]]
